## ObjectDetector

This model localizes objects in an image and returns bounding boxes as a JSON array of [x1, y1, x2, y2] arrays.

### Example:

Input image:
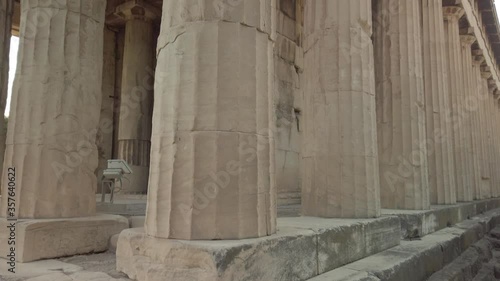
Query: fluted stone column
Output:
[[480, 72, 492, 198], [116, 1, 158, 193], [460, 34, 478, 201], [0, 0, 13, 187], [443, 6, 467, 204], [374, 0, 429, 210], [486, 83, 498, 197], [471, 57, 487, 199], [96, 27, 117, 180], [301, 0, 380, 218], [0, 0, 107, 218], [144, 0, 276, 240], [421, 2, 456, 204]]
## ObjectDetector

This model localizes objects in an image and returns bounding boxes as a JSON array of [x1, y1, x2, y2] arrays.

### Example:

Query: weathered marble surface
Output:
[[374, 0, 429, 210], [145, 0, 277, 240], [301, 0, 380, 218], [0, 0, 106, 218], [422, 2, 456, 204]]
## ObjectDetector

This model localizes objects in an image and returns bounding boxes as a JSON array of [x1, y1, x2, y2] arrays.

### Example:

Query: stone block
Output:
[[0, 215, 128, 262], [117, 227, 318, 281], [117, 216, 400, 281]]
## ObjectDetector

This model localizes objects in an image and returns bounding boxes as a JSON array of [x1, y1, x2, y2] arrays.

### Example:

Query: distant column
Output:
[[374, 0, 429, 209], [470, 56, 486, 199], [115, 1, 158, 193], [302, 0, 380, 218], [459, 34, 478, 201], [421, 2, 456, 204], [443, 6, 468, 204]]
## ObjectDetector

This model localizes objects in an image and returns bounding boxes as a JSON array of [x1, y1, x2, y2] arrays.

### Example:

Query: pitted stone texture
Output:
[[0, 215, 128, 262], [301, 0, 380, 218], [0, 0, 106, 218], [459, 34, 478, 202], [145, 0, 276, 240], [117, 216, 400, 281], [0, 0, 13, 185], [374, 0, 429, 210], [422, 2, 456, 204]]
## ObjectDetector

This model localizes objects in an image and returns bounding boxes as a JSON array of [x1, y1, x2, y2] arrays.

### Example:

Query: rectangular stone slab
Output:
[[0, 214, 129, 262], [116, 216, 400, 281]]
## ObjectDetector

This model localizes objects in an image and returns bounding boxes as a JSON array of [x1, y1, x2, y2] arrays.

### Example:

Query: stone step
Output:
[[383, 198, 500, 239], [116, 216, 401, 281], [308, 209, 500, 281]]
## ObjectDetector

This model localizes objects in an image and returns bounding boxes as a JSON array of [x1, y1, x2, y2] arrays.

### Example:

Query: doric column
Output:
[[96, 27, 117, 179], [480, 70, 492, 198], [0, 0, 13, 186], [486, 81, 498, 197], [420, 2, 456, 204], [459, 34, 478, 201], [144, 0, 276, 240], [374, 0, 429, 210], [443, 6, 466, 204], [0, 0, 106, 218], [301, 0, 380, 218], [115, 1, 158, 193], [471, 56, 487, 199]]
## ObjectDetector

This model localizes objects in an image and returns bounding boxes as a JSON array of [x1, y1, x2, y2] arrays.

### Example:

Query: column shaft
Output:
[[443, 6, 467, 204], [117, 18, 155, 193], [459, 34, 477, 201], [301, 0, 380, 218], [0, 0, 13, 186], [0, 0, 106, 218], [487, 86, 498, 196], [422, 2, 456, 204], [145, 0, 276, 240], [471, 59, 486, 199], [473, 60, 491, 199], [374, 0, 429, 210], [96, 27, 117, 179]]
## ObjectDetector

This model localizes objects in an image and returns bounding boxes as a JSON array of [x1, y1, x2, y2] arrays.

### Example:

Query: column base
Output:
[[0, 214, 128, 262], [117, 216, 400, 281]]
